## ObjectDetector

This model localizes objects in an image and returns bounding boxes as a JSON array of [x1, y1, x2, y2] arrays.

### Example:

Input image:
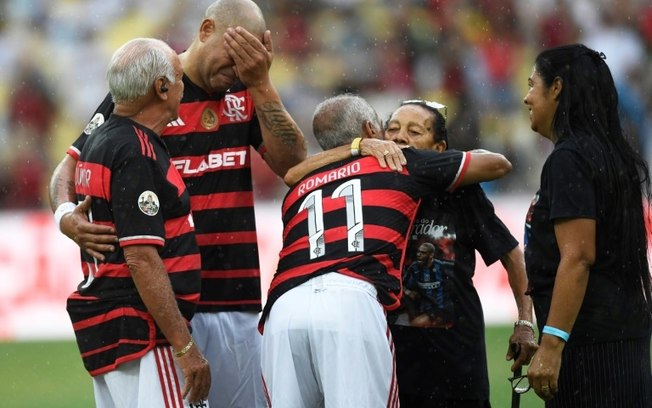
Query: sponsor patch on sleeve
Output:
[[138, 191, 160, 216]]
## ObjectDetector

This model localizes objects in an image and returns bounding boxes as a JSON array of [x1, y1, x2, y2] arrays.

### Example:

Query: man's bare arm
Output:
[[49, 155, 117, 260], [49, 154, 78, 211], [254, 98, 307, 176], [124, 245, 210, 403]]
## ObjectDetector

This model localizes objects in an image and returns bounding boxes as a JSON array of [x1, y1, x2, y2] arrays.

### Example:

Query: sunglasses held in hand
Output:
[[508, 374, 531, 394]]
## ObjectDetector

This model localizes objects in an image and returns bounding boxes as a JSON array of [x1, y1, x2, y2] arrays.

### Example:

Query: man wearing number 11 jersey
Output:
[[259, 94, 512, 408]]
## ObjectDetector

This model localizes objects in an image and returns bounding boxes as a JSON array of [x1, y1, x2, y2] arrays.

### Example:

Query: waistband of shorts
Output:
[[305, 272, 377, 297]]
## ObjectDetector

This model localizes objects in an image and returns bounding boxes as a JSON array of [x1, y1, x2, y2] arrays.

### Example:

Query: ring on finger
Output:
[[383, 150, 390, 156]]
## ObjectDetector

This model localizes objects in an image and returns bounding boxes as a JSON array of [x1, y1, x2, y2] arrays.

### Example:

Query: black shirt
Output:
[[524, 136, 651, 344], [389, 184, 518, 400]]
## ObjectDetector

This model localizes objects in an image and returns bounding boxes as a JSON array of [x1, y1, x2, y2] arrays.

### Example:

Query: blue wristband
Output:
[[542, 325, 570, 342]]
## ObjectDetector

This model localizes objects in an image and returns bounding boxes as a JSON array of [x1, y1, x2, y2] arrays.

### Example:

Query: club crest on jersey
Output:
[[138, 191, 160, 216], [83, 113, 105, 135], [201, 108, 218, 130], [223, 94, 249, 122]]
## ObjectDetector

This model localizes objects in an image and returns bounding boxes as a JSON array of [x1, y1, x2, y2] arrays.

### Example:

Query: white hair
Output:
[[106, 38, 176, 104], [312, 94, 382, 150]]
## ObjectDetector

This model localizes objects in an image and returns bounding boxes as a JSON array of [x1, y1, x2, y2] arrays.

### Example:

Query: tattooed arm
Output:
[[254, 99, 307, 176], [49, 154, 78, 212], [224, 27, 307, 177]]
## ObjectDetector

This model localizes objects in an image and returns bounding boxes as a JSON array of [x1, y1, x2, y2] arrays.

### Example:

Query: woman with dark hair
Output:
[[385, 100, 537, 408], [523, 43, 652, 406]]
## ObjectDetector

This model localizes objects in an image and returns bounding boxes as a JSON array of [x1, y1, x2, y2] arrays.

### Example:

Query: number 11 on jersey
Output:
[[298, 179, 365, 259]]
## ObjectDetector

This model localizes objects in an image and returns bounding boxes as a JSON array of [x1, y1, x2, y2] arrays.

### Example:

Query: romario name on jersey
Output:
[[296, 161, 361, 197]]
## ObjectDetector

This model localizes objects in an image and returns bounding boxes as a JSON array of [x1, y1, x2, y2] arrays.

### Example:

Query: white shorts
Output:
[[92, 346, 209, 408], [261, 272, 399, 408], [191, 311, 266, 408]]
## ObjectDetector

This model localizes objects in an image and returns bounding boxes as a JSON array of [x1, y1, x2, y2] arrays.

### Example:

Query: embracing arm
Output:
[[284, 146, 350, 186], [284, 138, 406, 186], [527, 218, 594, 400], [48, 154, 117, 260], [501, 245, 537, 371], [124, 245, 210, 403], [224, 27, 306, 177]]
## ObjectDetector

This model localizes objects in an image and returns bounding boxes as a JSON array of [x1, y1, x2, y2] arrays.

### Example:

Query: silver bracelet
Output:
[[514, 319, 534, 330]]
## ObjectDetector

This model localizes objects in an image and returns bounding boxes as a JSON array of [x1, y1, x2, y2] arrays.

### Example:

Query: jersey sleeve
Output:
[[547, 148, 596, 221], [405, 148, 467, 193], [462, 184, 519, 266], [68, 93, 115, 160], [111, 148, 166, 248]]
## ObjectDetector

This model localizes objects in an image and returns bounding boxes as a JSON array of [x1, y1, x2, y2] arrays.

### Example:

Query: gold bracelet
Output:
[[174, 337, 194, 358], [350, 137, 362, 156]]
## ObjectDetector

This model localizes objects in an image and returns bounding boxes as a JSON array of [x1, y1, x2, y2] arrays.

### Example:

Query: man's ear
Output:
[[199, 19, 215, 42], [361, 120, 380, 139], [155, 77, 168, 99]]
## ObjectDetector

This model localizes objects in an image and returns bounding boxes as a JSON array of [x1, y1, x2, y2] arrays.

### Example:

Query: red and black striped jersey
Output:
[[260, 148, 470, 331], [68, 115, 201, 376], [68, 76, 264, 313]]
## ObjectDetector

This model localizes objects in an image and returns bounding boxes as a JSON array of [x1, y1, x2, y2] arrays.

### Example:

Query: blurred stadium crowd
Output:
[[0, 0, 651, 208]]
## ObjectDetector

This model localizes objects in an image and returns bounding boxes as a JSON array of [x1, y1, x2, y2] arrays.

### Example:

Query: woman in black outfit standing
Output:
[[522, 43, 652, 407]]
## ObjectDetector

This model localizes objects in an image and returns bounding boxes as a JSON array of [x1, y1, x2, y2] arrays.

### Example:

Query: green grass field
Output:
[[0, 325, 542, 407]]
